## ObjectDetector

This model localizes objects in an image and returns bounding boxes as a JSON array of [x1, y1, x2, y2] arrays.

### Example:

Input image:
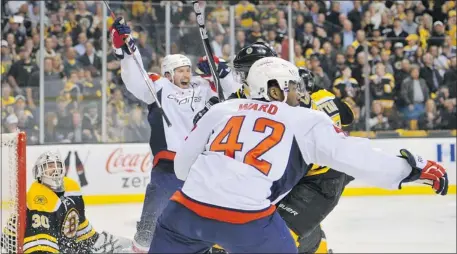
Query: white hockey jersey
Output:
[[172, 99, 413, 224], [120, 50, 240, 167]]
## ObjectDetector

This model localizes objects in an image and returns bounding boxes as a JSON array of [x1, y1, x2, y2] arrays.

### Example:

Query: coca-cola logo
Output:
[[105, 148, 152, 174]]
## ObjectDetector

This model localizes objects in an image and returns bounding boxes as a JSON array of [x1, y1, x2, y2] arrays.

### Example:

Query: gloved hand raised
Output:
[[195, 56, 230, 79], [110, 17, 136, 59]]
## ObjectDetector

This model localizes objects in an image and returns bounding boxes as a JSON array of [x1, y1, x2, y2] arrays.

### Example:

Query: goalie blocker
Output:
[[0, 151, 132, 253]]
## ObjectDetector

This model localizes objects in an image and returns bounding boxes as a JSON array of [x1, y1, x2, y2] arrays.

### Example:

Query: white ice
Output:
[[86, 195, 456, 253]]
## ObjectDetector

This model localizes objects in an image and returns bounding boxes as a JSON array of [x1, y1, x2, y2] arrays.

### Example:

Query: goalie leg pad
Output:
[[134, 166, 184, 249], [277, 169, 353, 236]]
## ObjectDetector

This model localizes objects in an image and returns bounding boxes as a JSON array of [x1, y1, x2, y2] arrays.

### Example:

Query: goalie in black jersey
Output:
[[0, 151, 132, 253], [194, 42, 355, 254]]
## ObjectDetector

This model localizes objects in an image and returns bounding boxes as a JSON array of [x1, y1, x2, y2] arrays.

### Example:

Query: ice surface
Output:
[[86, 195, 456, 253]]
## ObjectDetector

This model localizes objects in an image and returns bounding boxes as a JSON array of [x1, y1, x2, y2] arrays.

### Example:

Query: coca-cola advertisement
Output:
[[105, 148, 153, 174]]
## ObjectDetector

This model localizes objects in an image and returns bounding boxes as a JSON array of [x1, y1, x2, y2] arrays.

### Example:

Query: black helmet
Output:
[[298, 67, 316, 93], [233, 41, 278, 79]]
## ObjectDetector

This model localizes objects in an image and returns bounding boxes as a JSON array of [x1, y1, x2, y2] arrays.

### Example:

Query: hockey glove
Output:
[[193, 96, 220, 125], [195, 56, 231, 79], [91, 231, 133, 253], [110, 17, 136, 59], [399, 149, 448, 195]]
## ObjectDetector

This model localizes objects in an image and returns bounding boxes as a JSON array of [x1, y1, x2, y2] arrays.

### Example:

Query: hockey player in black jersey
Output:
[[0, 151, 131, 253]]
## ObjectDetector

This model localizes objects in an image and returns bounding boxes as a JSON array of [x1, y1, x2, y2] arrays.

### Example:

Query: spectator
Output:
[[400, 65, 429, 121], [341, 20, 355, 50], [402, 9, 418, 35], [294, 14, 305, 44], [125, 106, 150, 142], [293, 44, 306, 68], [404, 34, 420, 63], [390, 42, 404, 73], [352, 29, 368, 55], [4, 114, 19, 134], [221, 44, 231, 62], [418, 99, 441, 130], [14, 94, 37, 143], [301, 22, 315, 50], [82, 102, 101, 143], [74, 32, 88, 56], [428, 21, 446, 47], [77, 41, 101, 76], [369, 62, 395, 110], [276, 18, 288, 39], [333, 53, 347, 80], [1, 40, 14, 74], [327, 2, 341, 28], [394, 59, 411, 97], [63, 48, 81, 78], [443, 56, 457, 97], [420, 53, 442, 93], [386, 18, 408, 47], [235, 1, 258, 30], [368, 100, 391, 131], [7, 47, 39, 108], [259, 2, 279, 30], [348, 1, 363, 32], [1, 83, 15, 108], [310, 55, 331, 90], [44, 112, 59, 143], [333, 66, 360, 102], [211, 33, 224, 57], [3, 17, 26, 48], [235, 30, 247, 53], [54, 96, 73, 142], [429, 45, 449, 76]]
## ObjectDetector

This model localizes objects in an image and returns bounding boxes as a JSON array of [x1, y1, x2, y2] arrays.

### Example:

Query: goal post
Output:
[[1, 132, 27, 253]]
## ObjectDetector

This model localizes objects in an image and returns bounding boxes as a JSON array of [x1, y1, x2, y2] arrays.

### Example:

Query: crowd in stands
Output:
[[1, 0, 456, 145]]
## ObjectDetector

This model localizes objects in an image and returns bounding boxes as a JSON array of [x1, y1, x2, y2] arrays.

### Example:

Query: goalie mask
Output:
[[33, 151, 65, 192]]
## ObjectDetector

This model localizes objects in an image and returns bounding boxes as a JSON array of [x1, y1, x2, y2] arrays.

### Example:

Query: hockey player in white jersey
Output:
[[110, 17, 239, 252], [149, 57, 448, 253]]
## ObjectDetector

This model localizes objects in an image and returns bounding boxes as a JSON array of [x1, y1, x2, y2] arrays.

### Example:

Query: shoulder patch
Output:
[[148, 73, 161, 82], [27, 181, 60, 212], [64, 177, 81, 192]]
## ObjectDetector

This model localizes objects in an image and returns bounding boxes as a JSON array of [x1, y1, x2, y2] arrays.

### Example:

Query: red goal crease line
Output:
[[79, 185, 457, 205]]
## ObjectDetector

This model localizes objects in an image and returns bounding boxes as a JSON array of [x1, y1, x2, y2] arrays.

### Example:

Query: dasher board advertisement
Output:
[[26, 138, 456, 204]]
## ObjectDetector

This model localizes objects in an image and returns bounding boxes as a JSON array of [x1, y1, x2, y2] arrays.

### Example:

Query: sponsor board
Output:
[[25, 138, 456, 204]]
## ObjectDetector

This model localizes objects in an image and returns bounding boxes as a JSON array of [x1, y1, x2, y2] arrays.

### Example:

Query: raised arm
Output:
[[111, 17, 158, 105], [298, 110, 448, 194]]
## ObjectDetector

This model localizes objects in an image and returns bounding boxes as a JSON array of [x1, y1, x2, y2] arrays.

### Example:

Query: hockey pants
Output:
[[149, 200, 298, 253], [134, 165, 184, 249]]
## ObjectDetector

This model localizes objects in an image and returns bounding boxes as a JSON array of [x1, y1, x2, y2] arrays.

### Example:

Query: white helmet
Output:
[[161, 54, 192, 80], [245, 57, 303, 101], [33, 151, 65, 192]]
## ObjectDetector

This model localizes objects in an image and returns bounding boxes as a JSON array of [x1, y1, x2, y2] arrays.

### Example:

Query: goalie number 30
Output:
[[209, 116, 285, 176], [31, 214, 50, 229]]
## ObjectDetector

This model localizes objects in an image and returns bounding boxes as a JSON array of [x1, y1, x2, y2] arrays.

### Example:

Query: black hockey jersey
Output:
[[1, 177, 97, 253]]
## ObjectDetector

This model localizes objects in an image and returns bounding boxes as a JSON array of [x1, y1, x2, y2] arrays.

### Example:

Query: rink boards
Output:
[[25, 138, 456, 205]]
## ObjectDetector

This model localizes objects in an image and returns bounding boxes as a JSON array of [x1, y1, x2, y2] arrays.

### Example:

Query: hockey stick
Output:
[[192, 1, 225, 102], [103, 0, 172, 127]]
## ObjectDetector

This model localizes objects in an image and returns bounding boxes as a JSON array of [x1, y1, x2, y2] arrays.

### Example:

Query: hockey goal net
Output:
[[1, 132, 26, 253]]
